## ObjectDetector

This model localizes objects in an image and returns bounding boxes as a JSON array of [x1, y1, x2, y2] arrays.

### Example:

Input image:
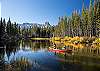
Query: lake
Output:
[[0, 40, 100, 71]]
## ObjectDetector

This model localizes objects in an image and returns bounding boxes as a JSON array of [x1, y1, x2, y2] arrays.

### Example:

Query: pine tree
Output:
[[96, 0, 100, 37], [6, 18, 12, 36], [0, 18, 3, 40], [81, 0, 86, 36], [3, 18, 6, 34], [88, 0, 94, 37], [92, 0, 97, 37]]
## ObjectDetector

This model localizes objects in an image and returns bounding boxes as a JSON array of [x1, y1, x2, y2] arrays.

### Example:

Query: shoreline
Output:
[[31, 38, 50, 40], [31, 36, 100, 45]]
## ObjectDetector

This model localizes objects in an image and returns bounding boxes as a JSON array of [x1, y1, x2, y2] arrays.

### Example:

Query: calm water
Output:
[[0, 40, 100, 71]]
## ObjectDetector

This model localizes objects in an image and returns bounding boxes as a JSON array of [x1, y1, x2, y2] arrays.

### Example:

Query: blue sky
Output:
[[0, 1, 1, 17], [1, 0, 90, 25]]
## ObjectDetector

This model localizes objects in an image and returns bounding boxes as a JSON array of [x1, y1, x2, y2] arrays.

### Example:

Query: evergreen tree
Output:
[[88, 0, 94, 37], [96, 0, 100, 37], [6, 18, 12, 36], [92, 0, 97, 36]]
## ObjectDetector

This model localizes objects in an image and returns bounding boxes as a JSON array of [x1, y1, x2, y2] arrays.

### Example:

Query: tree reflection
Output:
[[5, 57, 32, 71], [0, 49, 5, 71], [4, 40, 51, 71], [21, 40, 50, 51], [52, 42, 100, 71], [5, 41, 20, 61]]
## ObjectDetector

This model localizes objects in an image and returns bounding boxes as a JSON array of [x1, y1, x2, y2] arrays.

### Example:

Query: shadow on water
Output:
[[0, 40, 100, 71]]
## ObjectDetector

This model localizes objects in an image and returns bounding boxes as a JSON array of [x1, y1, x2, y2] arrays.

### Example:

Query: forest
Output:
[[54, 0, 100, 37], [0, 0, 100, 42]]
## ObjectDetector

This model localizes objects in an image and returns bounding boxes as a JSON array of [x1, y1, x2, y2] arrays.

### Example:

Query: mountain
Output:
[[18, 22, 52, 29]]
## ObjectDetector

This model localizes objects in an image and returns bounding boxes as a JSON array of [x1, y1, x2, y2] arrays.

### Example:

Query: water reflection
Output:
[[49, 41, 100, 71], [5, 57, 32, 71], [1, 40, 100, 71], [0, 49, 5, 71]]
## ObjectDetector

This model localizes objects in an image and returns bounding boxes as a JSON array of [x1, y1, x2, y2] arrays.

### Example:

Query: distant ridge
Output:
[[18, 22, 51, 29]]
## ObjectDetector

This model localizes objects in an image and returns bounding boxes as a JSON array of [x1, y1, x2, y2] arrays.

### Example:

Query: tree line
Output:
[[21, 22, 54, 38], [53, 0, 100, 38], [0, 0, 100, 41], [0, 18, 53, 41], [0, 18, 20, 41]]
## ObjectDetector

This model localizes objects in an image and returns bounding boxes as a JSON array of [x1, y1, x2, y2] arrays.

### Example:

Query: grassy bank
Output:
[[50, 36, 100, 44], [31, 38, 50, 40], [31, 36, 100, 45]]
